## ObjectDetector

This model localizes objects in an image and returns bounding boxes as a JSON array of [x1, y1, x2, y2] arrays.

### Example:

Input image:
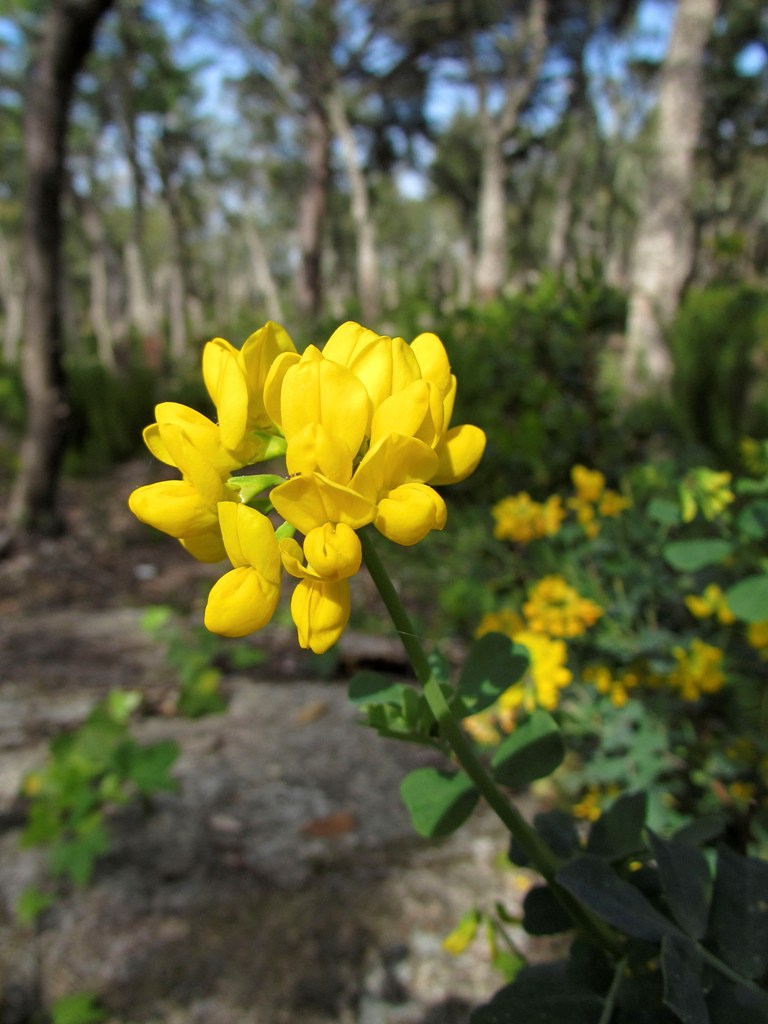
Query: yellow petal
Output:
[[431, 425, 486, 485], [202, 338, 249, 451], [128, 480, 218, 537], [290, 577, 350, 653], [271, 473, 376, 534], [323, 321, 381, 365], [240, 321, 297, 427], [286, 423, 353, 483], [375, 483, 446, 545], [262, 350, 301, 429], [281, 354, 370, 458], [279, 537, 314, 579], [343, 335, 421, 414], [351, 434, 439, 503], [303, 522, 361, 579], [159, 425, 229, 508], [410, 332, 452, 396], [153, 402, 236, 475], [218, 502, 281, 583], [370, 379, 444, 448], [179, 529, 227, 563], [204, 565, 280, 637]]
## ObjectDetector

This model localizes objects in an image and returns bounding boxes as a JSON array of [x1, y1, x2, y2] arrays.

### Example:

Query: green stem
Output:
[[597, 957, 627, 1024], [359, 528, 623, 957]]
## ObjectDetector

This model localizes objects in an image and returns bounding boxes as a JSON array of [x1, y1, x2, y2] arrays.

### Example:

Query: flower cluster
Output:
[[582, 664, 641, 708], [129, 321, 485, 653], [685, 583, 735, 625], [667, 639, 726, 701], [522, 575, 603, 638], [491, 464, 630, 546]]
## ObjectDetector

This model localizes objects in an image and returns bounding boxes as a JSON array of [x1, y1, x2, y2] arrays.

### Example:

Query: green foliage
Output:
[[19, 689, 178, 902], [51, 992, 107, 1024], [430, 272, 627, 499], [141, 604, 268, 718], [669, 286, 768, 459]]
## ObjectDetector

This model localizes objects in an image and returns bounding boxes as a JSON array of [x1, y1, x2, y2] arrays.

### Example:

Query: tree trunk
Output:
[[296, 99, 331, 320], [71, 178, 117, 369], [244, 223, 284, 323], [6, 0, 116, 538], [328, 90, 380, 324], [623, 0, 718, 395], [0, 229, 23, 365], [474, 131, 508, 301]]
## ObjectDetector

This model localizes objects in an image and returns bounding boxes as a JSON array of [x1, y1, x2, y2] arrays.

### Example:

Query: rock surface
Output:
[[0, 606, 537, 1024]]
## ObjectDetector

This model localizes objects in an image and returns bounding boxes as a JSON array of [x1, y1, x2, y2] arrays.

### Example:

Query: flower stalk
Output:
[[359, 526, 624, 958]]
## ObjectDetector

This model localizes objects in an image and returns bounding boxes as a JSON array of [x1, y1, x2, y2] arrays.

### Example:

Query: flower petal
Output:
[[128, 480, 218, 537], [370, 379, 444, 448], [281, 353, 370, 458], [410, 332, 452, 396], [271, 473, 376, 534], [262, 350, 301, 430], [241, 321, 298, 428], [204, 565, 281, 637], [431, 424, 486, 485], [286, 423, 353, 483], [323, 321, 381, 365], [352, 434, 439, 503], [179, 529, 227, 563], [151, 402, 236, 475], [375, 483, 447, 545], [218, 502, 281, 582], [343, 335, 421, 414], [202, 338, 250, 451], [291, 577, 350, 653], [303, 522, 361, 579]]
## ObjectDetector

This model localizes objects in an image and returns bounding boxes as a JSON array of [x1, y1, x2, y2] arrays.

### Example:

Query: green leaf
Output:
[[127, 740, 179, 795], [105, 689, 142, 724], [491, 711, 564, 788], [400, 767, 479, 838], [663, 539, 733, 572], [51, 992, 107, 1024], [523, 885, 574, 935], [724, 575, 768, 623], [457, 633, 529, 715], [348, 671, 414, 709], [707, 974, 768, 1023], [737, 500, 768, 540], [648, 830, 711, 940], [661, 933, 709, 1024], [227, 473, 285, 504], [557, 854, 675, 942], [16, 884, 54, 924], [709, 845, 768, 979], [586, 792, 647, 860], [470, 963, 604, 1024], [140, 604, 173, 633], [49, 818, 109, 886], [648, 498, 682, 526]]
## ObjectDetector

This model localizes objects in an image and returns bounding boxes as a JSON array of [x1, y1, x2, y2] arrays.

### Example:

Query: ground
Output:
[[0, 462, 549, 1024]]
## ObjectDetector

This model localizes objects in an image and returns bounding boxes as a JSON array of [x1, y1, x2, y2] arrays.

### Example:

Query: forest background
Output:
[[0, 1, 768, 1021]]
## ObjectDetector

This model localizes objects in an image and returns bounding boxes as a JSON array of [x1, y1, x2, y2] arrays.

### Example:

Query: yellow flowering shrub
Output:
[[130, 321, 485, 653]]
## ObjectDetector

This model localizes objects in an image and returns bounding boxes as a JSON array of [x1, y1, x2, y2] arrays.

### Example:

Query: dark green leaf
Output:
[[707, 974, 768, 1023], [457, 633, 529, 715], [557, 855, 676, 942], [535, 809, 582, 859], [724, 575, 768, 623], [737, 500, 768, 540], [16, 885, 54, 924], [523, 885, 574, 935], [648, 830, 711, 940], [663, 539, 733, 572], [400, 767, 479, 838], [491, 711, 564, 788], [348, 671, 413, 708], [49, 819, 109, 885], [51, 992, 107, 1024], [587, 792, 647, 860], [470, 963, 604, 1024], [661, 933, 709, 1024], [709, 845, 768, 979]]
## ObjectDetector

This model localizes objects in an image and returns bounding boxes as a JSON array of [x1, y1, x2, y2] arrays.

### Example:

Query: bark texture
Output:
[[623, 0, 719, 394], [296, 99, 331, 319], [6, 0, 116, 537]]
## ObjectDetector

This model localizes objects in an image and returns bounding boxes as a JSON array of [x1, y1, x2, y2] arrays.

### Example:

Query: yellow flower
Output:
[[599, 489, 631, 518], [498, 630, 572, 720], [128, 424, 238, 560], [747, 621, 768, 658], [679, 468, 734, 523], [203, 503, 282, 637], [685, 583, 735, 625], [571, 465, 605, 503], [522, 575, 603, 638], [567, 496, 600, 538], [491, 492, 563, 544], [130, 320, 485, 652], [668, 639, 725, 701], [476, 608, 525, 639]]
